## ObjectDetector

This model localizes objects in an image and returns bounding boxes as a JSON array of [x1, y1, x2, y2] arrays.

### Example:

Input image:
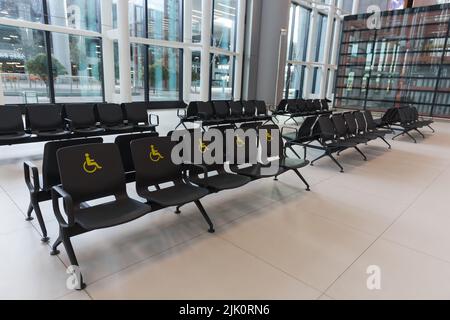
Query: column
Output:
[[117, 0, 132, 102], [101, 0, 115, 102], [183, 0, 193, 102], [200, 0, 212, 101], [233, 0, 246, 100]]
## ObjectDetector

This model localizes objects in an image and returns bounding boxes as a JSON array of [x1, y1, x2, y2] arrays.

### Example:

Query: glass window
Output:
[[0, 25, 49, 104], [129, 0, 145, 37], [211, 54, 234, 100], [191, 50, 201, 95], [47, 0, 101, 33], [51, 34, 103, 102], [148, 0, 181, 41], [192, 0, 202, 43], [0, 0, 43, 23], [131, 43, 145, 101], [314, 13, 327, 63], [148, 46, 179, 101], [213, 0, 237, 51], [290, 5, 310, 61]]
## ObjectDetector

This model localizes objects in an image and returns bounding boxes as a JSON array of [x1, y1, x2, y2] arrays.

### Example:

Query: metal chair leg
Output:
[[427, 125, 435, 133], [31, 197, 49, 242], [310, 153, 327, 166], [50, 235, 62, 256], [380, 136, 391, 149], [327, 153, 345, 173], [25, 202, 33, 221], [61, 231, 86, 290], [405, 131, 417, 143], [354, 146, 367, 161], [194, 200, 215, 233], [175, 205, 182, 214], [293, 169, 310, 191], [414, 128, 425, 138]]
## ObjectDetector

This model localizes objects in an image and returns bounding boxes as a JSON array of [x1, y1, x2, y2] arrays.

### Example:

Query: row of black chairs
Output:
[[176, 100, 273, 129], [382, 106, 435, 143], [273, 98, 332, 125], [44, 126, 310, 288], [0, 102, 159, 145], [282, 110, 392, 172]]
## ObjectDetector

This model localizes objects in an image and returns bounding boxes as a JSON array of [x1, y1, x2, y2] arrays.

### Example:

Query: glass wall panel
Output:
[[48, 0, 101, 33], [131, 43, 145, 101], [129, 0, 145, 37], [213, 0, 237, 51], [191, 50, 201, 95], [0, 0, 43, 23], [148, 0, 181, 41], [192, 0, 202, 43], [211, 54, 234, 100], [0, 25, 49, 103], [52, 34, 103, 102], [148, 45, 179, 101], [286, 65, 306, 98]]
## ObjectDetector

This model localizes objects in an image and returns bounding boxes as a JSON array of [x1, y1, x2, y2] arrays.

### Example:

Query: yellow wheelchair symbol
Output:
[[199, 139, 209, 153], [83, 153, 102, 174], [266, 131, 272, 142], [236, 136, 245, 147], [149, 145, 164, 162]]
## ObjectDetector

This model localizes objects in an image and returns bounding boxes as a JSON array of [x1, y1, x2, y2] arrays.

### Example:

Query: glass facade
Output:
[[211, 53, 234, 100], [335, 3, 450, 118]]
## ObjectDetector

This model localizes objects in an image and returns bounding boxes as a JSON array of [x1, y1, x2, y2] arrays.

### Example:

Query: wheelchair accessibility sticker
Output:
[[266, 131, 272, 142], [83, 153, 102, 174], [149, 145, 164, 162], [199, 138, 209, 153], [236, 135, 245, 147]]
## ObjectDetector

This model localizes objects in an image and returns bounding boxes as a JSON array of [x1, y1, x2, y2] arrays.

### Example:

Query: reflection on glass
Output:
[[48, 0, 101, 33], [0, 0, 43, 23], [0, 25, 49, 104], [191, 51, 201, 95], [148, 46, 179, 101], [148, 0, 181, 41], [192, 0, 202, 43], [213, 0, 237, 51], [52, 34, 103, 102], [211, 54, 234, 100], [131, 43, 145, 101]]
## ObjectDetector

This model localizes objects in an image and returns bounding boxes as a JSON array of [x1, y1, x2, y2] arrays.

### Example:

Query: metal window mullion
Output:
[[42, 0, 55, 103], [144, 0, 150, 102]]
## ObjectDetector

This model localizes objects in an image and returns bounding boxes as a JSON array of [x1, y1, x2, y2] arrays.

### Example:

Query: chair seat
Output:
[[232, 164, 285, 178], [255, 115, 272, 121], [190, 173, 251, 191], [143, 184, 209, 207], [103, 124, 134, 132], [35, 129, 71, 138], [281, 157, 310, 169], [327, 139, 358, 148], [370, 129, 391, 136], [0, 132, 31, 141], [73, 127, 105, 134], [282, 132, 297, 141], [133, 124, 157, 131], [74, 198, 151, 230]]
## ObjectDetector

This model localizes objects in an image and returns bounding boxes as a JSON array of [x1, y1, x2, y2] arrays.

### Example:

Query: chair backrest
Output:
[[297, 100, 308, 113], [229, 101, 244, 117], [186, 102, 198, 118], [242, 101, 256, 116], [411, 107, 420, 121], [56, 143, 125, 204], [26, 104, 64, 131], [318, 115, 335, 141], [331, 113, 349, 138], [42, 137, 103, 190], [259, 124, 283, 160], [343, 112, 358, 135], [212, 101, 231, 119], [320, 99, 329, 111], [297, 116, 318, 139], [406, 107, 416, 123], [286, 99, 298, 113], [122, 102, 149, 125], [96, 103, 125, 126], [64, 104, 97, 128], [354, 112, 368, 133], [398, 107, 410, 124], [382, 107, 399, 124], [115, 132, 158, 173], [197, 101, 215, 119], [0, 106, 25, 134], [313, 99, 322, 111], [131, 136, 182, 187], [276, 100, 288, 113], [255, 101, 268, 115], [305, 99, 316, 112], [364, 110, 377, 130]]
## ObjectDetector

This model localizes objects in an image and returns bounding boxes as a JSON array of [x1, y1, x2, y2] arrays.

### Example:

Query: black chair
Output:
[[343, 112, 377, 143], [364, 110, 393, 137], [254, 100, 273, 122], [24, 137, 103, 242], [331, 113, 367, 160], [131, 136, 214, 232], [26, 104, 71, 137], [212, 101, 234, 123], [197, 101, 222, 126], [122, 102, 159, 131], [0, 106, 30, 143], [392, 107, 423, 143], [176, 101, 200, 128], [179, 129, 251, 192], [282, 116, 319, 159], [64, 104, 105, 135], [114, 132, 159, 182], [242, 100, 258, 121], [411, 107, 434, 132], [50, 143, 151, 289], [95, 103, 134, 132], [229, 101, 249, 121], [354, 111, 391, 149]]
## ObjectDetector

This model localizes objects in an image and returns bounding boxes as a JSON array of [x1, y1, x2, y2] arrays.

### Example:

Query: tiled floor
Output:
[[1, 113, 450, 300]]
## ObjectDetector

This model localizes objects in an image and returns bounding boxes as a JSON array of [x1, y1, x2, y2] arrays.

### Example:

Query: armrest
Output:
[[64, 118, 74, 131], [148, 114, 160, 127], [23, 161, 40, 192], [197, 112, 208, 120], [177, 108, 186, 119], [51, 185, 75, 227], [182, 163, 209, 179]]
